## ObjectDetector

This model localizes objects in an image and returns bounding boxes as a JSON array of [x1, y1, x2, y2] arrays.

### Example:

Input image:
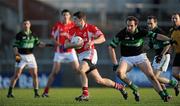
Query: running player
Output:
[[65, 11, 127, 101], [42, 9, 79, 97], [7, 20, 51, 98], [108, 16, 173, 102], [147, 16, 178, 97], [169, 13, 180, 96]]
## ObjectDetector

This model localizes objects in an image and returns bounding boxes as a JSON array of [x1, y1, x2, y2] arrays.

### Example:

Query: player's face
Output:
[[73, 17, 83, 27], [147, 19, 157, 30], [61, 12, 71, 21], [23, 21, 31, 30], [126, 20, 137, 33], [171, 14, 180, 26]]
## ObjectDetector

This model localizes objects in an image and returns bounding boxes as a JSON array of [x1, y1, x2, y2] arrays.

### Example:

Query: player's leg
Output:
[[137, 60, 169, 102], [42, 52, 63, 97], [116, 60, 140, 101], [42, 62, 61, 97], [69, 50, 80, 73], [7, 57, 26, 98], [172, 53, 180, 96], [28, 54, 40, 97], [7, 67, 23, 98], [75, 60, 90, 101], [89, 68, 127, 100], [29, 67, 40, 98], [172, 66, 180, 96]]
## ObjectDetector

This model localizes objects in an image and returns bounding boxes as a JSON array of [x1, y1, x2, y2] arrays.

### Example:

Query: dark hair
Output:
[[147, 15, 157, 22], [172, 13, 180, 17], [73, 11, 86, 21], [126, 16, 139, 25], [61, 9, 71, 15]]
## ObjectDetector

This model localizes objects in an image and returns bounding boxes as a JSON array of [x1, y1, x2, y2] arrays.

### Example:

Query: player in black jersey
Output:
[[147, 16, 178, 97], [7, 20, 52, 98], [108, 16, 173, 102]]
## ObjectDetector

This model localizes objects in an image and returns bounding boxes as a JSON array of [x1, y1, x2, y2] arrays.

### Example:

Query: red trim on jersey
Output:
[[69, 23, 104, 54], [50, 21, 75, 53]]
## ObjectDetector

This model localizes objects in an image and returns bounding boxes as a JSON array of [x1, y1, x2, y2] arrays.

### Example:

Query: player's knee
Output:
[[14, 73, 21, 79], [148, 74, 156, 81], [117, 72, 126, 80]]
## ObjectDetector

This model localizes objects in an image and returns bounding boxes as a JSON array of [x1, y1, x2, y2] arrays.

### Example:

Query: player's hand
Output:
[[155, 55, 162, 63], [15, 54, 21, 63], [170, 39, 178, 45], [113, 64, 118, 71], [85, 41, 94, 49]]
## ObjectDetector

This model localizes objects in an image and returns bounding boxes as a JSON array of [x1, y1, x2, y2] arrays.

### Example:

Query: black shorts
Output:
[[173, 53, 180, 66], [83, 59, 97, 74]]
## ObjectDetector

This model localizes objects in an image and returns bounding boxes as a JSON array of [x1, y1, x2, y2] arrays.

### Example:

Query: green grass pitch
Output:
[[0, 88, 180, 106]]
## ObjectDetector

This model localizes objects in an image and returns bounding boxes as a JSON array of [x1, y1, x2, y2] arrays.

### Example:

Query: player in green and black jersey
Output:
[[147, 16, 178, 97], [7, 20, 52, 98], [108, 16, 173, 102]]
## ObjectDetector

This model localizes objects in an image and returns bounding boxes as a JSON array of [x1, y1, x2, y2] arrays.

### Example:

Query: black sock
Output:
[[34, 88, 38, 95], [8, 87, 13, 95]]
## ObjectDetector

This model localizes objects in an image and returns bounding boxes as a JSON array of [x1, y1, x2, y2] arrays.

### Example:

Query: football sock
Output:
[[34, 88, 39, 95], [129, 83, 138, 92], [169, 79, 177, 87], [159, 91, 166, 99], [163, 89, 169, 96], [82, 87, 88, 96], [114, 82, 124, 90], [44, 87, 49, 94], [8, 86, 13, 95]]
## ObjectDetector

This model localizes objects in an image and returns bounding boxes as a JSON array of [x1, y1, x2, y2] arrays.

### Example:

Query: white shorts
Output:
[[78, 49, 97, 65], [152, 54, 170, 72], [15, 54, 37, 69], [53, 49, 78, 63], [120, 53, 148, 67]]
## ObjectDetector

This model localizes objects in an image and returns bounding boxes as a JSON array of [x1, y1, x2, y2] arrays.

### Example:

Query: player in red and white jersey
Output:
[[66, 11, 127, 101], [42, 9, 79, 97]]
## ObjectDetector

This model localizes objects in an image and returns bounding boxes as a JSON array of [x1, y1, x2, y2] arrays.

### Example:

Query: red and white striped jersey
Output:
[[69, 23, 104, 54], [50, 21, 75, 53]]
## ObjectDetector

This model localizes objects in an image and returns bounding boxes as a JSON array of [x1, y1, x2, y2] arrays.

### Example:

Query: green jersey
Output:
[[13, 30, 40, 54]]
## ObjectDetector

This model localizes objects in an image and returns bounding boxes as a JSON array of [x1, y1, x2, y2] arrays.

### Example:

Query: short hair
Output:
[[73, 11, 86, 21], [126, 16, 139, 25], [172, 13, 180, 17], [147, 15, 157, 22], [61, 9, 71, 15]]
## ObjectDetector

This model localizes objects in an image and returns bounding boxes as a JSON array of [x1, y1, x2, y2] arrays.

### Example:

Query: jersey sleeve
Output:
[[50, 23, 59, 39], [13, 33, 21, 48], [91, 25, 104, 38], [109, 32, 121, 48], [34, 35, 40, 46]]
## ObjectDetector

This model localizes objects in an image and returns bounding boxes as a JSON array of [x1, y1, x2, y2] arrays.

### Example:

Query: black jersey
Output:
[[110, 28, 157, 56], [148, 27, 168, 55], [13, 31, 40, 54]]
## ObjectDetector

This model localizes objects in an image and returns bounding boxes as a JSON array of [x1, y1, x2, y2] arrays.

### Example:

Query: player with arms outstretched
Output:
[[108, 16, 173, 102]]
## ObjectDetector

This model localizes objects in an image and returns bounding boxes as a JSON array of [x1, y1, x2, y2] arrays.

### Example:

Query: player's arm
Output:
[[93, 34, 106, 44], [108, 36, 119, 65], [156, 33, 171, 41]]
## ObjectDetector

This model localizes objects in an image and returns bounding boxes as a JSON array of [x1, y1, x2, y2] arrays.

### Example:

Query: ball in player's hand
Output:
[[71, 36, 84, 49]]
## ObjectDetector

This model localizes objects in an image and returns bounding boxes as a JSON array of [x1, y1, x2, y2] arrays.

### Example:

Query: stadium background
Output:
[[0, 0, 180, 88]]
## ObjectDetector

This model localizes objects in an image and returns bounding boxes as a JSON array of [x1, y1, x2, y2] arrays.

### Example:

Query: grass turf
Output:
[[0, 88, 180, 106]]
